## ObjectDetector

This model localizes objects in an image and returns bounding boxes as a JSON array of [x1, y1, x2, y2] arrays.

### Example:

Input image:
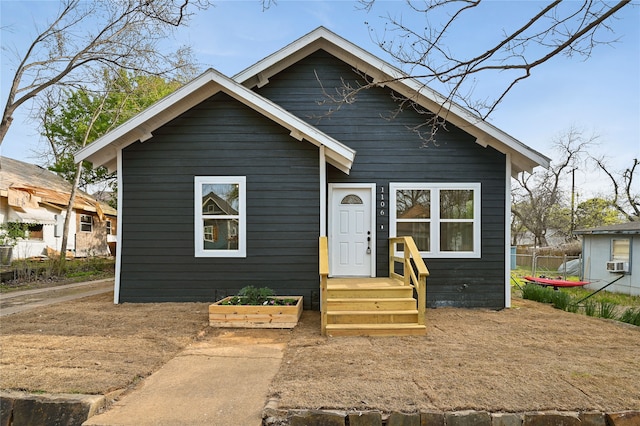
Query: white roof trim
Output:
[[75, 68, 355, 174], [234, 27, 550, 174]]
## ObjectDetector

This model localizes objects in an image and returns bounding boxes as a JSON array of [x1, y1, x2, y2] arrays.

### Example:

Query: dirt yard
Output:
[[1, 291, 639, 413]]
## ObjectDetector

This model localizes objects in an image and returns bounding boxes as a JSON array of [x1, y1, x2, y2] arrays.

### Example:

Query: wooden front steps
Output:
[[324, 278, 426, 337]]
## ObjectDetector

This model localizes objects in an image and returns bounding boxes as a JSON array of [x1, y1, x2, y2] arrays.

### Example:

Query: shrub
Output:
[[565, 302, 580, 313], [521, 283, 556, 304], [551, 291, 572, 311], [519, 279, 640, 326], [618, 307, 640, 326], [583, 300, 597, 317], [598, 301, 618, 320]]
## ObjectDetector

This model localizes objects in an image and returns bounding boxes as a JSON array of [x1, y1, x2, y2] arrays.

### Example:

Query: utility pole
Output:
[[569, 167, 577, 237]]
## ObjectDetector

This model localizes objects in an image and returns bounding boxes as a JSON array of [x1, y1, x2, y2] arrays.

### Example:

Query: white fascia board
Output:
[[214, 70, 356, 167], [325, 150, 352, 175], [234, 27, 550, 172], [233, 28, 330, 84], [75, 66, 355, 173], [383, 77, 551, 172]]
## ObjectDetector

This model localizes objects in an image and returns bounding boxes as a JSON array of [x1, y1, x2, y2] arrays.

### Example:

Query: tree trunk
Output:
[[0, 114, 13, 145], [58, 163, 84, 268]]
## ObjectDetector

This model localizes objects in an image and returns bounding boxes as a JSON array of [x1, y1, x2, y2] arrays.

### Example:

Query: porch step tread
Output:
[[326, 309, 419, 325], [325, 323, 426, 336], [326, 323, 425, 329], [326, 310, 419, 315], [327, 297, 416, 302], [327, 285, 411, 290], [326, 288, 414, 298]]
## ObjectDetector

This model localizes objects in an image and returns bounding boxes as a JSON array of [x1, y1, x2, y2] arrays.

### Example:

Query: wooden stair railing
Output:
[[389, 236, 429, 326], [319, 236, 428, 336], [319, 236, 329, 336]]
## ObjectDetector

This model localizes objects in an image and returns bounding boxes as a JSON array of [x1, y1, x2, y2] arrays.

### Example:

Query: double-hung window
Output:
[[390, 183, 481, 258], [195, 176, 246, 257], [80, 215, 93, 232]]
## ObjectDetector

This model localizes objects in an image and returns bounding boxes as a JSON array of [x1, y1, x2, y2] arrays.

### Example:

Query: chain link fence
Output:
[[512, 250, 582, 280]]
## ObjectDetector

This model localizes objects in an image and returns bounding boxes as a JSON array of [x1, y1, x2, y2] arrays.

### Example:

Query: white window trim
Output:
[[389, 182, 481, 258], [611, 238, 631, 263], [194, 176, 246, 258], [80, 215, 93, 233]]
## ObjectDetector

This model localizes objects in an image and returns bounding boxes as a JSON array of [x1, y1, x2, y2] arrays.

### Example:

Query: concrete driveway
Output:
[[0, 279, 113, 316]]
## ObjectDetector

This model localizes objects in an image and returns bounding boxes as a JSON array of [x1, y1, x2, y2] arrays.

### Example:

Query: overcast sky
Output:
[[1, 1, 639, 199]]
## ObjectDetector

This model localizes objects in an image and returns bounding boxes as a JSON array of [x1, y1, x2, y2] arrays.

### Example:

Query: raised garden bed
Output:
[[209, 296, 303, 328]]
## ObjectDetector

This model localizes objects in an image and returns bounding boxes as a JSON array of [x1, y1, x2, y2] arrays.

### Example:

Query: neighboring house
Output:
[[0, 157, 117, 261], [76, 27, 549, 309], [512, 228, 570, 248], [574, 222, 639, 296]]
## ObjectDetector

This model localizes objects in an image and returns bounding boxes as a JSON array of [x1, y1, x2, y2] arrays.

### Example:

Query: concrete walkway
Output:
[[83, 339, 285, 426], [1, 278, 286, 425], [0, 279, 113, 316]]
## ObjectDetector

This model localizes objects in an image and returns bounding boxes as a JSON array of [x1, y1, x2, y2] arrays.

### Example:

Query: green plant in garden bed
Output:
[[220, 285, 298, 306]]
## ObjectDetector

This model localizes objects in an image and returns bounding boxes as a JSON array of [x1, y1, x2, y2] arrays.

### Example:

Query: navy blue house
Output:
[[76, 27, 549, 310]]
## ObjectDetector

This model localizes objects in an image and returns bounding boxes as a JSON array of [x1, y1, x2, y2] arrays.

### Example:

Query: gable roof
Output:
[[203, 192, 238, 216], [574, 221, 640, 235], [234, 27, 550, 175], [0, 156, 116, 216], [74, 68, 355, 174]]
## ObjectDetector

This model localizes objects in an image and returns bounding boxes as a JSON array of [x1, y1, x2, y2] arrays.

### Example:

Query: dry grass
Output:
[[270, 298, 640, 413], [1, 292, 639, 413], [0, 292, 210, 394]]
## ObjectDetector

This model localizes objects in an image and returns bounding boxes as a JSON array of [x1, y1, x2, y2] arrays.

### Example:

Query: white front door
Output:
[[329, 184, 375, 277]]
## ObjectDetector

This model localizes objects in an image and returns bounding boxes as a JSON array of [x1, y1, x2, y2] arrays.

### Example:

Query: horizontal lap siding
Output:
[[120, 92, 320, 307], [256, 50, 506, 308]]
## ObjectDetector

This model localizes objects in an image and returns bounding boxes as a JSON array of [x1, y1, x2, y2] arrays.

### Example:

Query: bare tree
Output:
[[0, 0, 212, 145], [1, 0, 214, 267], [338, 1, 633, 143], [593, 157, 639, 221], [511, 128, 595, 246]]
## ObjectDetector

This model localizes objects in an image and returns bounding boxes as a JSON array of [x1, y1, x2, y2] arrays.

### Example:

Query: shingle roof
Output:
[[573, 221, 640, 235], [234, 26, 550, 175], [76, 27, 550, 176], [0, 156, 116, 216]]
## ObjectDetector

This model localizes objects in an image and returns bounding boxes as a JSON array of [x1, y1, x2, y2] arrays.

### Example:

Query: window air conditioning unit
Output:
[[606, 261, 629, 273]]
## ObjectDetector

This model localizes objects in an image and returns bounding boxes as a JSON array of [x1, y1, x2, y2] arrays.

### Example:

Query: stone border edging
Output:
[[0, 390, 106, 426], [2, 391, 638, 425], [262, 399, 640, 426]]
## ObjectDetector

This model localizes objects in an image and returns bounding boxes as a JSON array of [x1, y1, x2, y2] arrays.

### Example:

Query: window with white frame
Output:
[[611, 239, 630, 263], [195, 176, 246, 257], [390, 183, 481, 258], [80, 215, 93, 232]]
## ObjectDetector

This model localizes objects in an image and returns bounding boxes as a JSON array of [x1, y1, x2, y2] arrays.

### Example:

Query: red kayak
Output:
[[523, 276, 590, 287]]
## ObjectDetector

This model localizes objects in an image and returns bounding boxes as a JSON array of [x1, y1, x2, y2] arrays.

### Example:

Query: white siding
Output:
[[582, 234, 640, 296]]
